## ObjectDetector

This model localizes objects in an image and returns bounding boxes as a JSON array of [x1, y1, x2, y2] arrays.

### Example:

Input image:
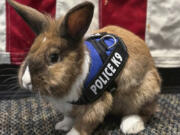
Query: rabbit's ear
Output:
[[60, 2, 94, 41], [7, 0, 48, 35]]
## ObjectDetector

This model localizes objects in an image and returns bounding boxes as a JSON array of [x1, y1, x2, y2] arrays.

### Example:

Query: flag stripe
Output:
[[0, 0, 6, 52], [0, 0, 10, 64], [2, 0, 179, 67], [145, 0, 180, 67], [100, 0, 147, 40]]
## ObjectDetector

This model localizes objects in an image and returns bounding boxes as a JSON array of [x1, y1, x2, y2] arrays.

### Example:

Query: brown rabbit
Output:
[[8, 0, 161, 134]]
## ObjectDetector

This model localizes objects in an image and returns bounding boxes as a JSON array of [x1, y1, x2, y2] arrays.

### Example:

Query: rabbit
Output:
[[7, 0, 161, 134]]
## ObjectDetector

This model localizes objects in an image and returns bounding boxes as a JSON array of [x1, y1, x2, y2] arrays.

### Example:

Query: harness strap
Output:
[[71, 33, 128, 105], [86, 33, 118, 93]]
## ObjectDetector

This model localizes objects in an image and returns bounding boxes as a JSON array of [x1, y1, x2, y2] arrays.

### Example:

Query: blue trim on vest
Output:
[[84, 36, 119, 88]]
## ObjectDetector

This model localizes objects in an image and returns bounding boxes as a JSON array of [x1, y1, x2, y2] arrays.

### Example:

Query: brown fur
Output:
[[70, 92, 113, 135], [7, 0, 161, 134], [20, 17, 86, 97], [68, 26, 161, 135]]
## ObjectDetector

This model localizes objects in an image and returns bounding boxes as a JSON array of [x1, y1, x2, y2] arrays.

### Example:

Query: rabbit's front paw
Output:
[[67, 128, 80, 135], [120, 115, 145, 134], [55, 116, 74, 132]]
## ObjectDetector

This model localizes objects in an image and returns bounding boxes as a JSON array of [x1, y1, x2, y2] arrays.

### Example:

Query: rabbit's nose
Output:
[[22, 65, 32, 91]]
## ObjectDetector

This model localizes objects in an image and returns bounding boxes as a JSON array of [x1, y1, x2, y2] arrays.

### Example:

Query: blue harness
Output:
[[72, 33, 128, 105]]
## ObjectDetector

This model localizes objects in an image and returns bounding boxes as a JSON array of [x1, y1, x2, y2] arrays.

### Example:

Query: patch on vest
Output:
[[90, 52, 122, 95]]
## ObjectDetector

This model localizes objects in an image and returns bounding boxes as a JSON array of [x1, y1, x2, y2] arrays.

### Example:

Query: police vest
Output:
[[71, 32, 128, 105]]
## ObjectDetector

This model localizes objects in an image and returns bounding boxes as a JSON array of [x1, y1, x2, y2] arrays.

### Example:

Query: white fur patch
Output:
[[46, 51, 90, 115], [46, 97, 72, 114], [22, 65, 32, 90], [66, 51, 90, 102], [120, 115, 145, 134], [42, 37, 47, 43], [67, 128, 80, 135], [55, 116, 74, 131]]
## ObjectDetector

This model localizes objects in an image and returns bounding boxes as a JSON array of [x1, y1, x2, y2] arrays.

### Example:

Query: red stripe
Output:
[[100, 0, 147, 40], [6, 0, 56, 65]]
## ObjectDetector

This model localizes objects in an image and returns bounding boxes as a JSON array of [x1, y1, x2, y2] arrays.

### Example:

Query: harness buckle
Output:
[[89, 32, 107, 38], [100, 34, 117, 49]]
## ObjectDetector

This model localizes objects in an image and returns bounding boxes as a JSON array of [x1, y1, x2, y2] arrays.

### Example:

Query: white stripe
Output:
[[22, 65, 32, 90], [55, 0, 99, 37], [0, 0, 6, 52], [0, 52, 10, 64], [0, 0, 10, 64], [67, 128, 80, 135], [145, 0, 180, 67]]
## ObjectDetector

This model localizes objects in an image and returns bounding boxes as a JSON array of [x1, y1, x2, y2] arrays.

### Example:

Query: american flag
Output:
[[0, 0, 180, 67]]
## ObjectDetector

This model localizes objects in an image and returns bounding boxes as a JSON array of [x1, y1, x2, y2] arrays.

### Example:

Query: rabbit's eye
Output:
[[50, 53, 60, 64]]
